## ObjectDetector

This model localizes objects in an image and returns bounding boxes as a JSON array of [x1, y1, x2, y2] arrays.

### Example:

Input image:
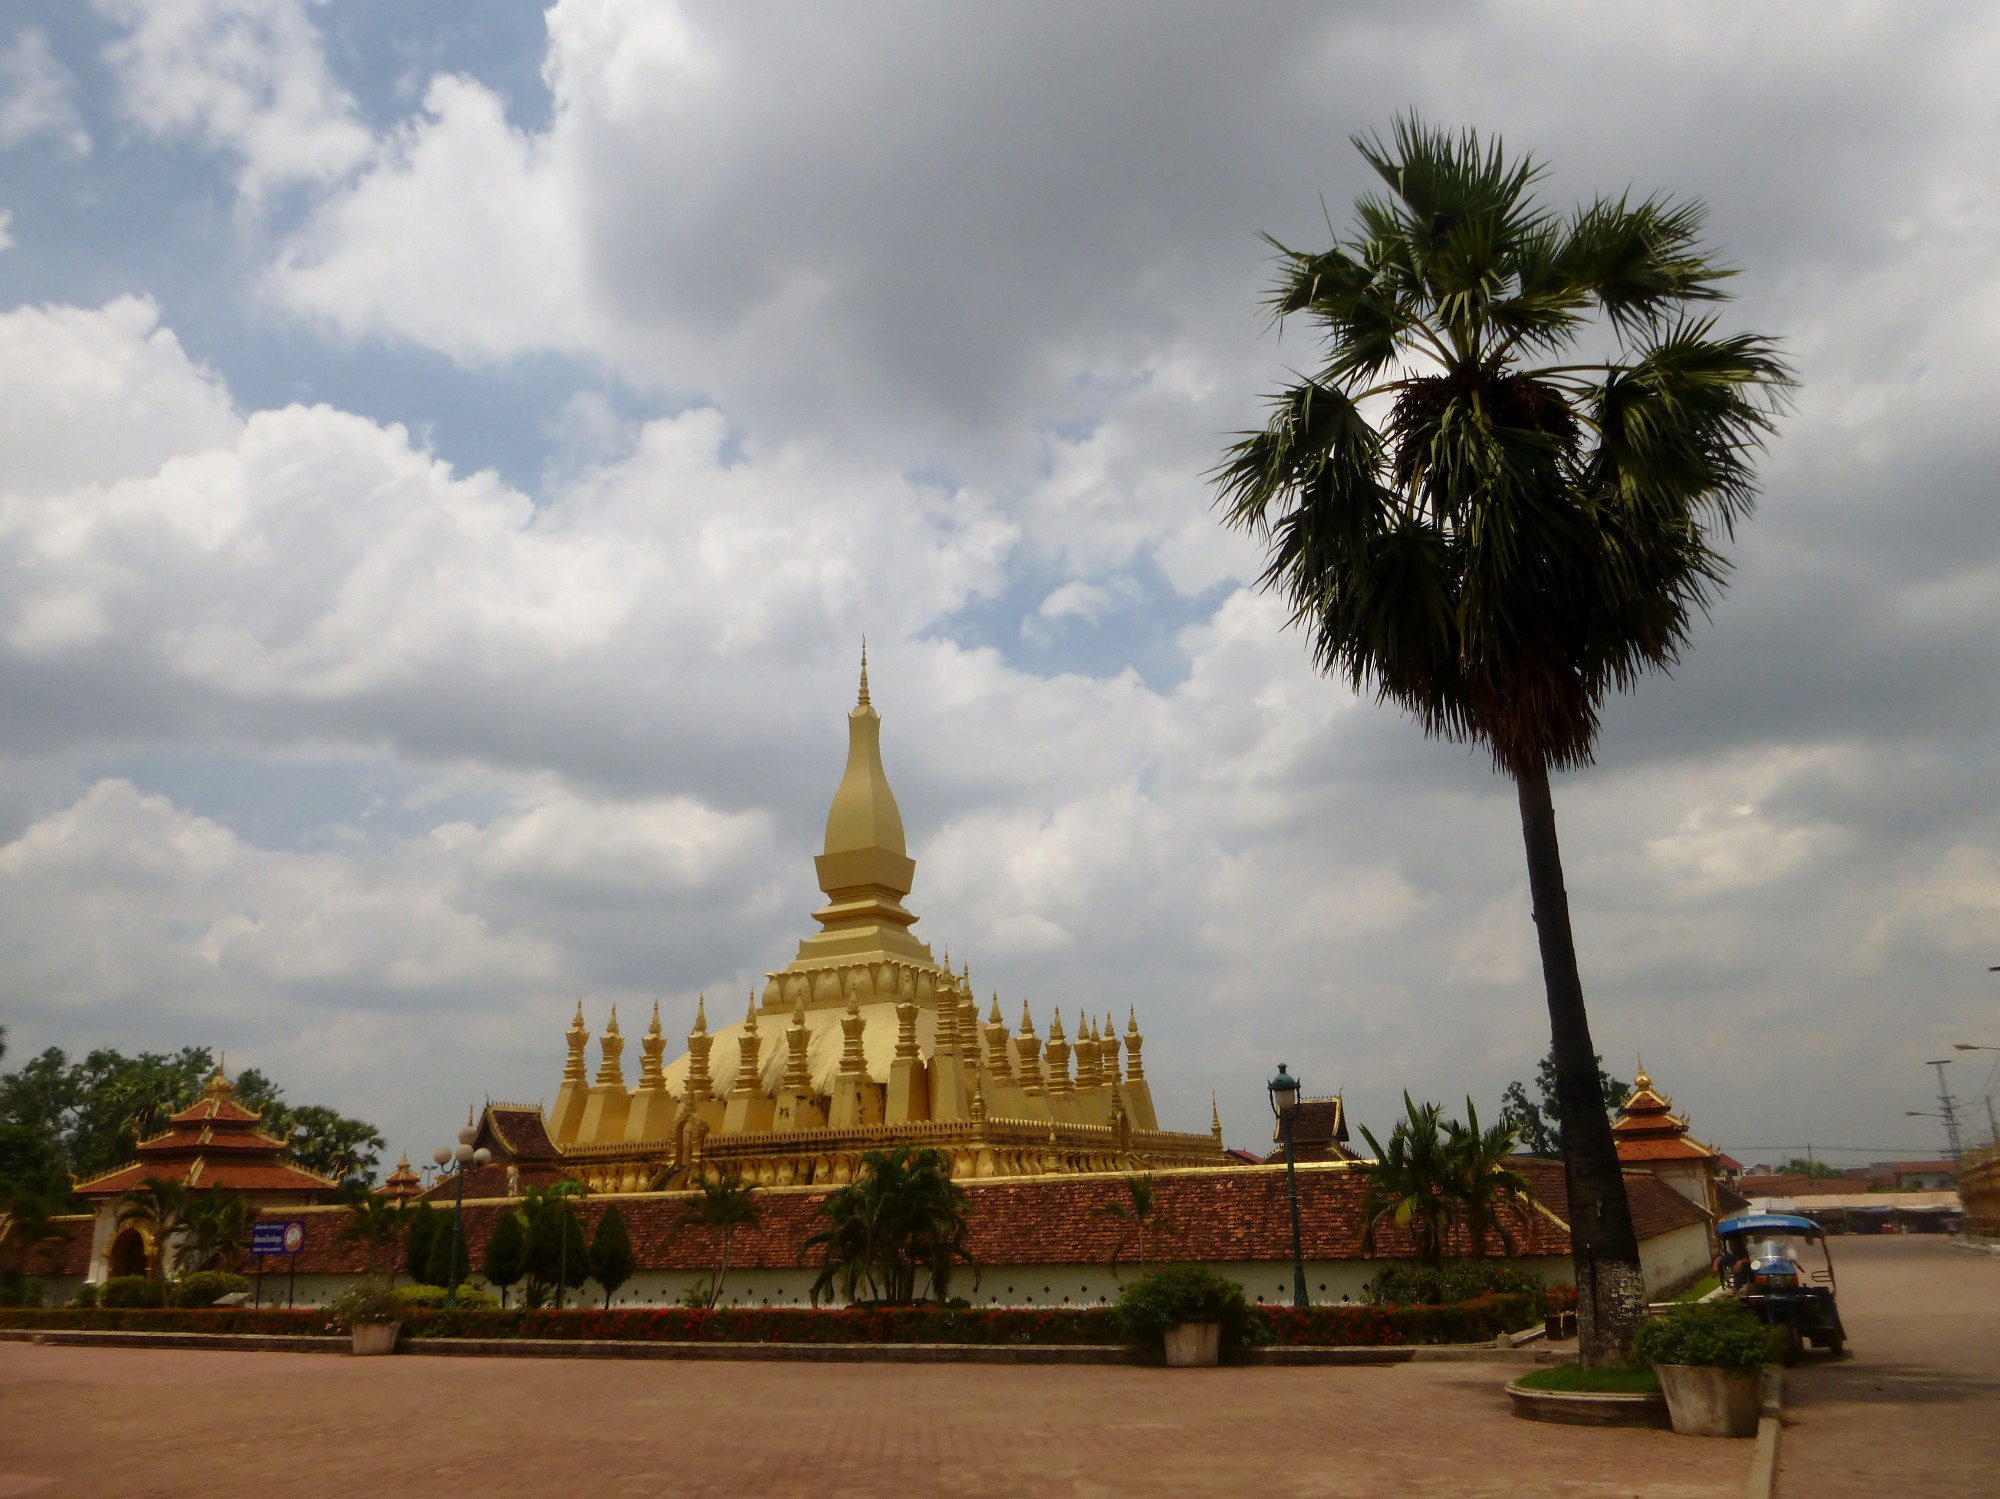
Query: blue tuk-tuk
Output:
[[1717, 1212, 1846, 1359]]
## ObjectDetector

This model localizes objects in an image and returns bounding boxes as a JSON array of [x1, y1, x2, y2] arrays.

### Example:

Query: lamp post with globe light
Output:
[[432, 1125, 492, 1310], [1267, 1064, 1308, 1308]]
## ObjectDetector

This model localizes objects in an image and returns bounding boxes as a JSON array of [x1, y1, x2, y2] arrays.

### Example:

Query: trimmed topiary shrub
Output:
[[101, 1276, 167, 1309], [1633, 1301, 1786, 1373], [1113, 1266, 1260, 1358], [1363, 1260, 1545, 1306], [176, 1271, 251, 1308], [70, 1281, 98, 1309], [325, 1284, 406, 1330]]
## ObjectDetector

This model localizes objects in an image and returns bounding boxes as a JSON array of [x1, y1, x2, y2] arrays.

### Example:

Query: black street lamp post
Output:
[[431, 1125, 492, 1311], [1267, 1063, 1308, 1308]]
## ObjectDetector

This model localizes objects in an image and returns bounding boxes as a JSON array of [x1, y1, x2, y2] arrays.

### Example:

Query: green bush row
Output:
[[1633, 1301, 1788, 1373], [1, 1284, 1561, 1348]]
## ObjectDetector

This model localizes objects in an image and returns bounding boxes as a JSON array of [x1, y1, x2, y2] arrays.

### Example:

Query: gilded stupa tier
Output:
[[540, 653, 1225, 1191]]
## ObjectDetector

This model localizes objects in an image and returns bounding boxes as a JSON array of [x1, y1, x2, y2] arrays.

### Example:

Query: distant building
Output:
[[1262, 1095, 1357, 1164]]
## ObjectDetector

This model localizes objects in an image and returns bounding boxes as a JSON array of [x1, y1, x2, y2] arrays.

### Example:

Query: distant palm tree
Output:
[[1357, 1095, 1454, 1268], [181, 1191, 253, 1273], [1446, 1100, 1532, 1258], [682, 1173, 761, 1309], [115, 1177, 191, 1282], [1, 1196, 66, 1278], [1095, 1175, 1179, 1278], [1216, 115, 1790, 1365], [803, 1146, 974, 1307]]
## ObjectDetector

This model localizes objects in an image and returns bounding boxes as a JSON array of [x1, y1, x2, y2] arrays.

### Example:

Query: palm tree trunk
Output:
[[1514, 762, 1647, 1368], [713, 1229, 731, 1309]]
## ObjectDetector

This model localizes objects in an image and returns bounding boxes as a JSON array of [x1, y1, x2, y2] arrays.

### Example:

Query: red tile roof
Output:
[[72, 1070, 337, 1201]]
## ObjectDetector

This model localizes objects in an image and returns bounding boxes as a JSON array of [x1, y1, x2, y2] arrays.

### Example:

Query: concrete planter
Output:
[[1654, 1363, 1760, 1437], [350, 1322, 401, 1357], [1162, 1323, 1220, 1367]]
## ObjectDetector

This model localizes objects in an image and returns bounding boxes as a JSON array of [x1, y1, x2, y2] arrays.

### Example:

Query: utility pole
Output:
[[1924, 1059, 1964, 1161]]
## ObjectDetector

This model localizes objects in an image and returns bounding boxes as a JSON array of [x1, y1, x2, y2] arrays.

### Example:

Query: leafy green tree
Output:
[[281, 1105, 385, 1190], [483, 1208, 527, 1307], [1779, 1158, 1843, 1183], [1, 1194, 66, 1278], [682, 1172, 761, 1309], [181, 1191, 253, 1272], [590, 1204, 637, 1308], [425, 1210, 462, 1290], [1498, 1048, 1629, 1158], [803, 1146, 974, 1307], [1445, 1100, 1533, 1258], [0, 1124, 71, 1210], [403, 1202, 441, 1284], [1094, 1174, 1179, 1278], [521, 1183, 589, 1309], [115, 1176, 192, 1282], [1358, 1095, 1455, 1268], [1214, 116, 1789, 1365], [335, 1192, 410, 1286]]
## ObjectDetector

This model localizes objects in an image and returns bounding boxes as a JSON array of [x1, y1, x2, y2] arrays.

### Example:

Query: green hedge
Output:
[[1, 1290, 1567, 1347], [0, 1308, 333, 1335]]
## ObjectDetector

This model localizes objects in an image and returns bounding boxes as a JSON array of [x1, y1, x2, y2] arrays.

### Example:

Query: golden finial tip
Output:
[[857, 638, 871, 707]]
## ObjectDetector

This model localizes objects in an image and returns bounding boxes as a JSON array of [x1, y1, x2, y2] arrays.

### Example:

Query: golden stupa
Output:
[[545, 652, 1225, 1191]]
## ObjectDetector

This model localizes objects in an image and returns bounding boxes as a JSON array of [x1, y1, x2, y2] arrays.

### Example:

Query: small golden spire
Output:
[[648, 1000, 662, 1037], [745, 992, 758, 1028], [858, 638, 870, 707], [693, 993, 708, 1033], [1634, 1055, 1651, 1091], [990, 993, 1003, 1025], [1018, 998, 1035, 1035], [1211, 1094, 1222, 1137]]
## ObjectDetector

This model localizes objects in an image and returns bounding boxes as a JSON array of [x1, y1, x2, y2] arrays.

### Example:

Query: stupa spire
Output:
[[858, 638, 870, 708]]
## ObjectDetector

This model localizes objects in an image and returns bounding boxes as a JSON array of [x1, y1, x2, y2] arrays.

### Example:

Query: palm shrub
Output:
[[1094, 1175, 1179, 1278], [803, 1146, 974, 1307], [115, 1177, 190, 1281], [334, 1192, 409, 1287], [682, 1173, 761, 1309], [1633, 1301, 1785, 1373], [1445, 1100, 1531, 1257], [590, 1204, 636, 1308], [1216, 115, 1789, 1365], [1357, 1095, 1454, 1267], [1113, 1266, 1258, 1359], [181, 1192, 252, 1273]]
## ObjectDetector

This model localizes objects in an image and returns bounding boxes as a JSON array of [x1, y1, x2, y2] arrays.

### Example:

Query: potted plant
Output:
[[1633, 1302, 1783, 1438], [1113, 1265, 1255, 1367], [327, 1282, 407, 1356]]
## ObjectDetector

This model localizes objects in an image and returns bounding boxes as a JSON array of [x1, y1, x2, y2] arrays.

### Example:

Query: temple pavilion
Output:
[[71, 1067, 337, 1279], [1610, 1061, 1725, 1223], [528, 656, 1226, 1193]]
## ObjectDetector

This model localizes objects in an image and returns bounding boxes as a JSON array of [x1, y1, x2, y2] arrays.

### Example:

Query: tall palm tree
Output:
[[1095, 1174, 1179, 1278], [1357, 1095, 1454, 1268], [681, 1173, 761, 1310], [115, 1176, 191, 1283], [1445, 1100, 1532, 1259], [1215, 116, 1790, 1365]]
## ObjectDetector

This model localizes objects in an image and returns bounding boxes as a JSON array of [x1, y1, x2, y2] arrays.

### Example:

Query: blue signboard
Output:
[[251, 1221, 304, 1255]]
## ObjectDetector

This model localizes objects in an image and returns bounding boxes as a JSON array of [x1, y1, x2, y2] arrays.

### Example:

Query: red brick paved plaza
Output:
[[5, 1235, 1993, 1498]]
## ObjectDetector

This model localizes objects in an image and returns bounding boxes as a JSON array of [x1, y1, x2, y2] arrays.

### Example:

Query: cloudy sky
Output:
[[1, 0, 1997, 1175]]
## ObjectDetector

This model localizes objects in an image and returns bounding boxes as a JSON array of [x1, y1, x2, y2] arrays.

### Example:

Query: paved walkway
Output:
[[0, 1339, 1752, 1499], [1776, 1234, 1998, 1498]]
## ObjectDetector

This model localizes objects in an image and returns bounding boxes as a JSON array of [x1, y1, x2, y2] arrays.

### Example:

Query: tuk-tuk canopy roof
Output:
[[1719, 1213, 1821, 1239]]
